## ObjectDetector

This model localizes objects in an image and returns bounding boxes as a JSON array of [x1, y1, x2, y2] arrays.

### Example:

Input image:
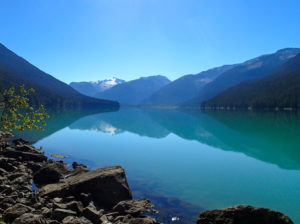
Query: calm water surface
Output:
[[20, 108, 300, 223]]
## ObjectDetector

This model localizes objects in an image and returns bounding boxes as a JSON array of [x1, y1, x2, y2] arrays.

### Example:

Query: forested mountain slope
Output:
[[0, 43, 119, 110]]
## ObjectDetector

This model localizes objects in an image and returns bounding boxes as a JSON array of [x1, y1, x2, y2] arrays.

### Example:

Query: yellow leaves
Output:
[[0, 86, 49, 131]]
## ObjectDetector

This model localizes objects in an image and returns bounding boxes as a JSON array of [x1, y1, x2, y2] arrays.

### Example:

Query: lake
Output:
[[18, 108, 300, 223]]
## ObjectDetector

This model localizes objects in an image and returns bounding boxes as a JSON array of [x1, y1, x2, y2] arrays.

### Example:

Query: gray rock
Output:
[[65, 200, 84, 214], [197, 205, 294, 224], [41, 207, 52, 218], [34, 163, 70, 186], [39, 166, 132, 209], [79, 192, 92, 206], [82, 201, 101, 224], [72, 161, 88, 170], [3, 203, 34, 222], [2, 148, 47, 162], [62, 216, 93, 224], [52, 208, 77, 221], [62, 196, 76, 203], [0, 196, 16, 207], [12, 213, 48, 224], [48, 220, 61, 224], [12, 138, 29, 146], [26, 161, 43, 173], [15, 144, 39, 153], [113, 198, 153, 216], [0, 131, 14, 139], [0, 167, 7, 174], [53, 202, 68, 210], [53, 197, 63, 203], [0, 158, 15, 171]]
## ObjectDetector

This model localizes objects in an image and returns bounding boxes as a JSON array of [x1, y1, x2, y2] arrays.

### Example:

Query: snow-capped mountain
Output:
[[70, 77, 125, 97]]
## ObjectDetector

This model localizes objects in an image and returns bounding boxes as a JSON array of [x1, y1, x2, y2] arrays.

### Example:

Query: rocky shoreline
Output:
[[0, 131, 157, 224], [0, 131, 295, 224]]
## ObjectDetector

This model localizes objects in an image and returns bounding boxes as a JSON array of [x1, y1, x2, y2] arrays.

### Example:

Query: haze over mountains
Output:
[[94, 75, 171, 105], [72, 48, 300, 109], [70, 77, 125, 97], [141, 64, 237, 105], [0, 43, 119, 110], [185, 48, 300, 106], [2, 40, 299, 111]]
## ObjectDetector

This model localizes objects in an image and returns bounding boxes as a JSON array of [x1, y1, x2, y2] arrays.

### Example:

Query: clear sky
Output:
[[0, 0, 300, 83]]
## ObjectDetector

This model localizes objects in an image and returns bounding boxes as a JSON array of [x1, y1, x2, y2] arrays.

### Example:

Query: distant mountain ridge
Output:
[[3, 42, 299, 111], [141, 64, 237, 105], [69, 48, 300, 108], [202, 53, 300, 109], [184, 48, 300, 106], [0, 43, 119, 110], [94, 75, 171, 105], [70, 77, 125, 97]]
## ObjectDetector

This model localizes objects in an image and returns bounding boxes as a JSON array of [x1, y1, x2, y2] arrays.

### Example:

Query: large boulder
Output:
[[33, 162, 71, 186], [39, 166, 132, 209], [197, 205, 294, 224]]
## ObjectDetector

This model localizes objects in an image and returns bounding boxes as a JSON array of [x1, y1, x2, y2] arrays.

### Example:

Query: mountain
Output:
[[69, 77, 125, 97], [185, 48, 300, 106], [0, 43, 119, 110], [141, 65, 237, 105], [202, 53, 300, 109], [94, 75, 171, 105]]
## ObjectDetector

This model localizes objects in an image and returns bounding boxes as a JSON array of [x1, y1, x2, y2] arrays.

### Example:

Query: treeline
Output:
[[0, 67, 115, 111], [202, 54, 300, 110]]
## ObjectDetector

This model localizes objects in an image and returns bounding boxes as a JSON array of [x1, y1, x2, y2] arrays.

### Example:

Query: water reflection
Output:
[[68, 108, 300, 170], [27, 108, 300, 223], [70, 109, 170, 138], [13, 109, 116, 143]]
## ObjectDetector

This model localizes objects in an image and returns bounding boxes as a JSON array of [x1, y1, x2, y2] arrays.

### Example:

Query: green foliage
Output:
[[203, 54, 300, 110], [0, 85, 50, 131]]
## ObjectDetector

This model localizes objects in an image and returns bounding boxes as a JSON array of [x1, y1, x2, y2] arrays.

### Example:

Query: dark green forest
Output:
[[202, 54, 300, 109]]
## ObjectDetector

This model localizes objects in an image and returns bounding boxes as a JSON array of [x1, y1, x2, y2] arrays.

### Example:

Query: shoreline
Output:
[[0, 131, 295, 224], [0, 131, 158, 224]]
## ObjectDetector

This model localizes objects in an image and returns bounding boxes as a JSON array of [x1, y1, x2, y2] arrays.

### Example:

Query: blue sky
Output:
[[0, 0, 300, 83]]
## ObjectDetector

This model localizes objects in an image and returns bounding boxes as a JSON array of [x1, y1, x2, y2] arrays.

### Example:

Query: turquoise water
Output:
[[23, 108, 300, 223]]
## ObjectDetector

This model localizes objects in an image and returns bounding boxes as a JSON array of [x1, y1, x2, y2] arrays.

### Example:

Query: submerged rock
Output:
[[197, 205, 294, 224], [123, 216, 158, 224], [113, 198, 154, 216], [39, 166, 132, 209]]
